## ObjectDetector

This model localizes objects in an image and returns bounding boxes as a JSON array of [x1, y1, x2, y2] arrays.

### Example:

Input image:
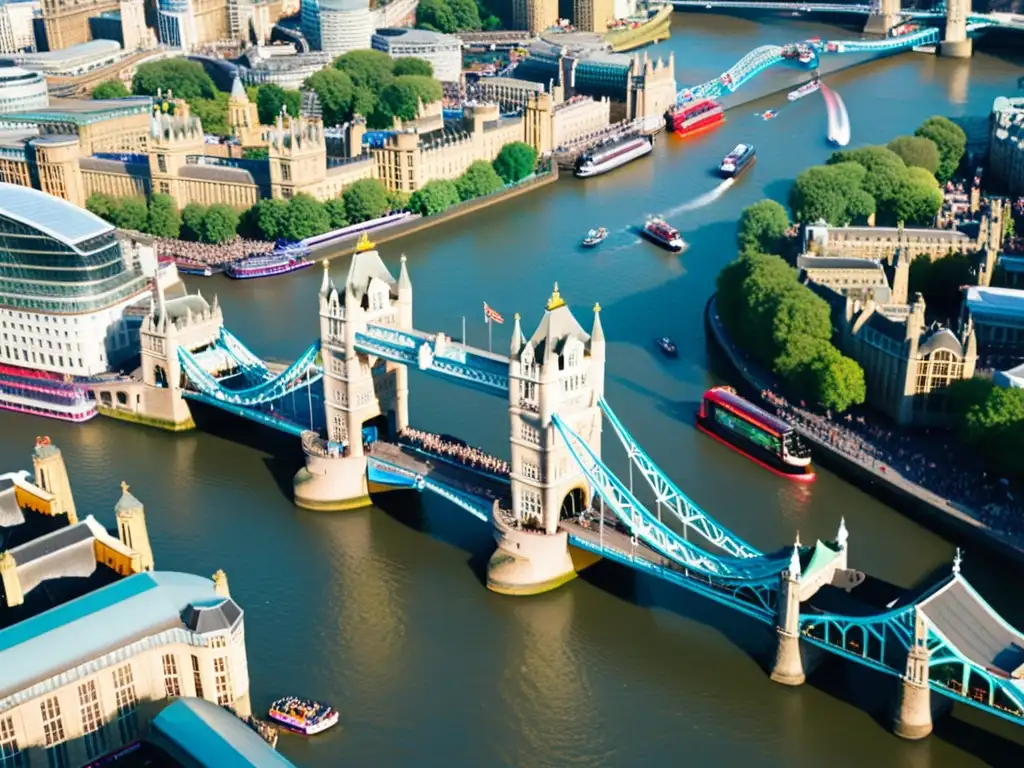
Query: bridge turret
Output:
[[893, 609, 934, 739], [770, 532, 806, 686], [941, 0, 972, 58]]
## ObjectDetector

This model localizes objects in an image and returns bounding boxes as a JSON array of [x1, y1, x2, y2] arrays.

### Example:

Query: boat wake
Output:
[[661, 178, 736, 217], [821, 84, 851, 147]]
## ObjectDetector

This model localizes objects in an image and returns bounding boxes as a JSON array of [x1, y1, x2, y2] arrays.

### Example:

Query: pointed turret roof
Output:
[[591, 302, 604, 344], [114, 481, 143, 514], [344, 246, 396, 305], [527, 283, 589, 365], [398, 254, 411, 292], [510, 312, 524, 354], [230, 75, 247, 103]]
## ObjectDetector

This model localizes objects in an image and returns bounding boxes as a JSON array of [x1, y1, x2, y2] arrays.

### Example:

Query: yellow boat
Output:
[[603, 4, 673, 53]]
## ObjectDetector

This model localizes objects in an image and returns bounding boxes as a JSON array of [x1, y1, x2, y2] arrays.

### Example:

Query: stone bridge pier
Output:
[[486, 286, 606, 595], [863, 0, 901, 36], [940, 0, 972, 58]]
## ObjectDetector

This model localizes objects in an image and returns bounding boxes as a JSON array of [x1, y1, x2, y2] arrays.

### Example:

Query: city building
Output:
[[511, 0, 557, 35], [551, 95, 611, 150], [0, 66, 47, 114], [989, 95, 1024, 197], [38, 0, 119, 50], [369, 0, 416, 28], [997, 255, 1024, 289], [87, 0, 153, 51], [1, 39, 123, 76], [0, 438, 259, 766], [574, 0, 614, 33], [371, 28, 462, 84], [0, 183, 151, 377], [0, 0, 36, 54], [155, 0, 229, 51], [472, 76, 545, 110], [797, 253, 902, 306], [237, 44, 332, 90], [811, 284, 977, 426], [960, 285, 1024, 369], [227, 75, 263, 145], [300, 0, 372, 57]]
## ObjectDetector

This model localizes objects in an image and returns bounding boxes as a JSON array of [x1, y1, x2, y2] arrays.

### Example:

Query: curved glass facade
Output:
[[0, 215, 148, 314]]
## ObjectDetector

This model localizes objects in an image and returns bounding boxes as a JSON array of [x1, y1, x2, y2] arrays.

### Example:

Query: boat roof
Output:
[[704, 387, 792, 436]]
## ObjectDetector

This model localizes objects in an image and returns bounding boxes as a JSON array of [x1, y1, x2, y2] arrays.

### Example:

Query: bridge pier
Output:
[[892, 643, 933, 740], [862, 13, 899, 35], [770, 540, 805, 686], [941, 0, 973, 58], [487, 503, 578, 595], [293, 447, 372, 512]]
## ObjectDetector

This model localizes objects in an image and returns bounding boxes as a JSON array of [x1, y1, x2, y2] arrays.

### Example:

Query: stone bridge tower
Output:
[[863, 0, 901, 36], [941, 0, 972, 58], [294, 238, 411, 511], [488, 284, 605, 595]]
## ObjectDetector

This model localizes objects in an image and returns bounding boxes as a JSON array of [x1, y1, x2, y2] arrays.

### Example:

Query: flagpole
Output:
[[487, 316, 493, 353], [462, 315, 466, 344]]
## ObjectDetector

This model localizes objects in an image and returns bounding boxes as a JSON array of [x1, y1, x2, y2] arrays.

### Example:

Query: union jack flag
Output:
[[483, 302, 504, 324]]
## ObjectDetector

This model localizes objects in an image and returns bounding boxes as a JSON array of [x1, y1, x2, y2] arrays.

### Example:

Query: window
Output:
[[0, 715, 22, 768], [162, 654, 181, 698], [113, 664, 138, 742], [281, 163, 291, 181], [519, 489, 541, 518], [78, 680, 107, 759], [191, 655, 204, 699], [213, 657, 233, 706], [40, 697, 67, 768], [519, 422, 540, 444], [157, 154, 167, 173], [521, 461, 539, 480]]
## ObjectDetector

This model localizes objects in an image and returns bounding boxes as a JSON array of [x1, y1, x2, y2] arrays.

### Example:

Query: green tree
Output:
[[789, 165, 848, 225], [325, 198, 349, 229], [770, 285, 832, 351], [92, 80, 129, 99], [378, 75, 443, 121], [242, 147, 269, 160], [831, 146, 907, 207], [915, 116, 967, 183], [846, 188, 876, 224], [85, 193, 118, 222], [493, 141, 537, 184], [449, 0, 482, 28], [809, 346, 866, 412], [181, 203, 208, 241], [455, 160, 504, 201], [111, 197, 149, 231], [387, 189, 410, 212], [190, 92, 231, 136], [282, 194, 331, 240], [334, 49, 395, 95], [409, 179, 461, 216], [392, 57, 434, 77], [416, 0, 457, 31], [132, 59, 217, 101], [736, 199, 790, 254], [253, 198, 289, 240], [256, 84, 303, 124], [888, 174, 943, 226], [887, 135, 940, 174], [351, 86, 378, 118], [343, 178, 390, 223], [201, 204, 239, 244], [147, 194, 181, 238], [305, 68, 355, 126]]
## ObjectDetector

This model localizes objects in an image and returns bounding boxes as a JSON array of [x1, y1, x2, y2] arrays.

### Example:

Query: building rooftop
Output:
[[373, 27, 459, 45], [0, 571, 235, 699], [3, 39, 121, 66], [3, 97, 153, 126], [797, 255, 886, 271], [965, 285, 1024, 320], [150, 698, 297, 768], [0, 183, 111, 245]]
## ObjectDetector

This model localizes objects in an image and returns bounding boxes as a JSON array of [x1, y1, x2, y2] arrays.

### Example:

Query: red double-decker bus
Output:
[[665, 98, 725, 137], [696, 386, 815, 481]]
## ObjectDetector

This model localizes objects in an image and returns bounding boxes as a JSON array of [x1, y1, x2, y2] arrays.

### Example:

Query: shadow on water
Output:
[[609, 373, 700, 428]]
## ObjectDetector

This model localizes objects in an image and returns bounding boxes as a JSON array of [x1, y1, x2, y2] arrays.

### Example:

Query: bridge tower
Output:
[[293, 239, 410, 511], [940, 0, 973, 58], [770, 535, 807, 686], [487, 285, 605, 596], [893, 607, 934, 739], [863, 0, 901, 36]]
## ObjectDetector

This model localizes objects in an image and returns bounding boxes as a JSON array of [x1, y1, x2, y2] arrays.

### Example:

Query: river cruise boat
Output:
[[582, 228, 608, 247], [173, 258, 219, 277], [665, 98, 724, 137], [226, 250, 313, 280], [655, 337, 678, 357], [0, 366, 97, 422], [574, 134, 653, 178], [787, 79, 821, 101], [640, 218, 686, 252], [696, 386, 815, 482], [268, 697, 339, 736], [719, 143, 756, 179]]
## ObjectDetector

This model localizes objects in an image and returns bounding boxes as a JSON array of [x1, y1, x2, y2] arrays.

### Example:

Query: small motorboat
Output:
[[582, 228, 608, 248], [640, 218, 687, 252], [761, 110, 777, 121], [655, 337, 678, 357]]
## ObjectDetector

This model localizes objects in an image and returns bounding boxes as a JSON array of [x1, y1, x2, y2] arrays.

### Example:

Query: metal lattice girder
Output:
[[598, 398, 761, 559], [218, 328, 273, 380], [367, 457, 491, 522], [363, 324, 510, 379], [181, 392, 307, 436], [553, 415, 788, 581], [568, 533, 777, 623], [178, 340, 322, 406]]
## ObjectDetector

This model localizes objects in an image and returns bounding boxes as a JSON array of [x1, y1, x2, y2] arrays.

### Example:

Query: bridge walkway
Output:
[[368, 441, 512, 508]]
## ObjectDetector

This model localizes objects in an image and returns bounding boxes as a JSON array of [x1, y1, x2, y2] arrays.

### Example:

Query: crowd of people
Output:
[[153, 236, 274, 267], [398, 427, 510, 477], [760, 390, 1024, 540]]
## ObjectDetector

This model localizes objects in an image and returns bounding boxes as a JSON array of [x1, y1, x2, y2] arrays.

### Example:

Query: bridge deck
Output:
[[561, 513, 676, 570], [369, 441, 512, 506]]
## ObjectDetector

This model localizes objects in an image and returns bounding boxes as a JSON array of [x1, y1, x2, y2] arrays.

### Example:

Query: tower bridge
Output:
[[126, 237, 1024, 738]]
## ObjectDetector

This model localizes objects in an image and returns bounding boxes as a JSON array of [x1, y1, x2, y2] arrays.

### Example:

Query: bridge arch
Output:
[[559, 485, 588, 521]]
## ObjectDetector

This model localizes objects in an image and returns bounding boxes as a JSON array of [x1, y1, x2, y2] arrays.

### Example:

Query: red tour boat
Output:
[[696, 386, 815, 482], [665, 98, 724, 137]]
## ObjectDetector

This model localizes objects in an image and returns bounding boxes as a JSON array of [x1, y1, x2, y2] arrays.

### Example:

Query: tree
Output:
[[343, 178, 390, 223], [253, 198, 289, 240], [147, 194, 181, 238], [201, 204, 239, 244], [111, 197, 149, 231], [92, 80, 129, 99], [325, 198, 349, 229], [455, 160, 504, 201], [915, 116, 967, 183], [132, 59, 217, 101], [845, 188, 876, 224], [242, 147, 269, 160], [737, 199, 790, 254], [392, 57, 434, 77], [887, 135, 940, 174], [281, 194, 331, 241], [387, 189, 410, 212], [789, 166, 848, 225], [770, 285, 832, 351], [831, 146, 907, 206], [334, 50, 395, 95], [416, 0, 458, 31], [181, 203, 208, 241], [493, 141, 537, 184], [190, 92, 231, 136], [809, 346, 866, 412], [256, 84, 302, 125], [378, 75, 443, 122], [888, 174, 943, 226], [449, 0, 482, 29], [85, 193, 118, 222], [305, 68, 354, 126], [409, 179, 461, 216]]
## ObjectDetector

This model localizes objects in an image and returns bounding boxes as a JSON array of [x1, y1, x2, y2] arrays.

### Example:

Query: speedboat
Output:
[[640, 218, 686, 252], [655, 337, 678, 357], [761, 110, 777, 121], [582, 228, 608, 247], [268, 697, 339, 736]]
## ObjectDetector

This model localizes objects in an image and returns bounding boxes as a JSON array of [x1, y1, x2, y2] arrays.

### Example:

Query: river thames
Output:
[[4, 14, 1024, 767]]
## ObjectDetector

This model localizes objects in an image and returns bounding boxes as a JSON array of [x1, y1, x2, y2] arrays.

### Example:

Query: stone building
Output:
[[574, 0, 615, 33], [959, 285, 1024, 370], [39, 0, 120, 51], [797, 253, 905, 306], [512, 0, 557, 35], [551, 94, 611, 150], [989, 96, 1024, 197]]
